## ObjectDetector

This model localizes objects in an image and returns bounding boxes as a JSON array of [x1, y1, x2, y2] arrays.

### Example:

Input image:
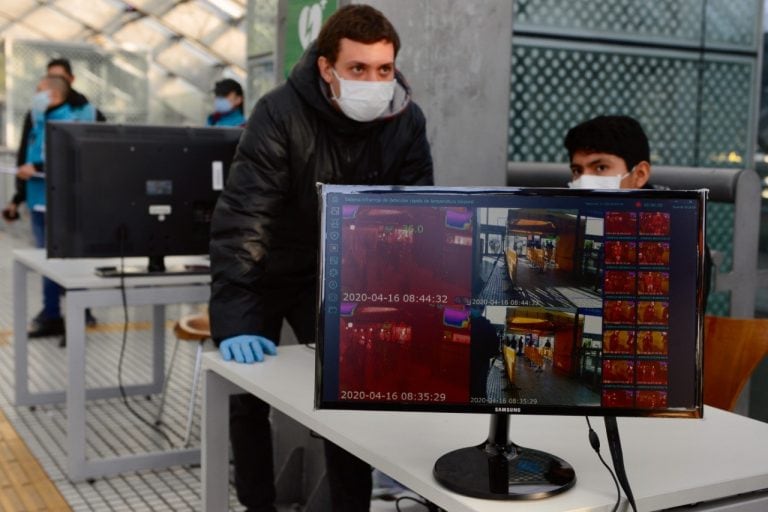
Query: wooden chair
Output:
[[704, 315, 768, 411], [155, 312, 211, 447]]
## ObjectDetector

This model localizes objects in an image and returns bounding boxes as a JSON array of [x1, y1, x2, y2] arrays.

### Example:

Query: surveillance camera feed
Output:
[[316, 186, 705, 418]]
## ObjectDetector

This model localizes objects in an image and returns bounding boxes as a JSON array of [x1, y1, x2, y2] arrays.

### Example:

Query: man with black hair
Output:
[[563, 114, 711, 305], [207, 78, 246, 127], [209, 5, 432, 512], [4, 57, 105, 229], [10, 76, 98, 339], [564, 115, 651, 190]]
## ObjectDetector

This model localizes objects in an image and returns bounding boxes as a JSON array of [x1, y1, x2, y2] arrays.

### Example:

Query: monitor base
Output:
[[433, 414, 575, 500], [95, 264, 209, 278]]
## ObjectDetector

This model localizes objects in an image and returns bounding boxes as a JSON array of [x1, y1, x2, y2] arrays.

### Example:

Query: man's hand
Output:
[[2, 202, 19, 222], [219, 335, 277, 364], [17, 164, 37, 180]]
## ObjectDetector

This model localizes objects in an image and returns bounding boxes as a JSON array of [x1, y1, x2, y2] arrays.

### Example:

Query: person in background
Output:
[[563, 114, 711, 305], [20, 76, 96, 339], [4, 58, 106, 224], [209, 5, 433, 511], [206, 78, 246, 127]]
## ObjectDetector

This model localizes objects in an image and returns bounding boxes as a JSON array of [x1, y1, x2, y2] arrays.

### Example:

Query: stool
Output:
[[155, 312, 210, 447]]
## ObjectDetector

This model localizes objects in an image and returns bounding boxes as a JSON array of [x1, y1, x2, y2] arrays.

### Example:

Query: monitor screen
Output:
[[315, 185, 705, 419], [45, 122, 241, 273]]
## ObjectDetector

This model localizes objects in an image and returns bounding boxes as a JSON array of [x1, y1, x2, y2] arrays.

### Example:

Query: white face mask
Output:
[[31, 90, 51, 116], [568, 172, 629, 190], [331, 68, 395, 122]]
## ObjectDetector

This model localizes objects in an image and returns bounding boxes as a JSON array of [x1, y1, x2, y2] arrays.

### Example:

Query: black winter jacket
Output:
[[209, 44, 434, 341]]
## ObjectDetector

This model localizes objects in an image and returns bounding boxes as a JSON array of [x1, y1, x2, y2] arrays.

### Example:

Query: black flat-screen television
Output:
[[45, 122, 241, 275], [315, 184, 706, 500]]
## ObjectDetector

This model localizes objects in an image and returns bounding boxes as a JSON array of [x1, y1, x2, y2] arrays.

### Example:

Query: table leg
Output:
[[66, 290, 89, 480], [152, 304, 166, 394], [13, 259, 31, 406], [202, 369, 242, 511]]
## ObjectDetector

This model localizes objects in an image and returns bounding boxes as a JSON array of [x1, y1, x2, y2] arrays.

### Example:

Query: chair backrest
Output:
[[704, 315, 768, 411]]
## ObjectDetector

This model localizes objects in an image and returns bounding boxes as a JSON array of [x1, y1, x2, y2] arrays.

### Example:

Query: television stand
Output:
[[433, 413, 575, 499], [94, 256, 210, 277]]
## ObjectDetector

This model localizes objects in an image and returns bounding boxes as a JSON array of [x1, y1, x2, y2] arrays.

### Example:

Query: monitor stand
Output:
[[94, 255, 210, 277], [433, 413, 575, 500]]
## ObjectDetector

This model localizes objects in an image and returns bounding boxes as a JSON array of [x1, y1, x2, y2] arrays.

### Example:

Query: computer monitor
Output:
[[45, 122, 241, 275], [315, 185, 706, 499]]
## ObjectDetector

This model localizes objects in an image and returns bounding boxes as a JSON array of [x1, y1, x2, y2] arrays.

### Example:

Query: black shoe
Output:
[[28, 317, 65, 338], [85, 309, 97, 327]]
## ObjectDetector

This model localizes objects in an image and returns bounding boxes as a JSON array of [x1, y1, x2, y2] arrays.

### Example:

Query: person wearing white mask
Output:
[[209, 5, 432, 512], [564, 115, 651, 190], [206, 78, 246, 127], [564, 114, 713, 308]]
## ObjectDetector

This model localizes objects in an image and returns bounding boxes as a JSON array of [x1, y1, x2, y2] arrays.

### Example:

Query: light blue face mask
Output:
[[213, 96, 233, 113], [31, 90, 51, 115]]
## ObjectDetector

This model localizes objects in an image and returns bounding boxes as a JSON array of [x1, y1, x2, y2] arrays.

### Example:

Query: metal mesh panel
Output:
[[707, 202, 734, 315], [508, 20, 758, 317], [2, 39, 150, 146], [514, 0, 758, 50], [508, 43, 754, 168]]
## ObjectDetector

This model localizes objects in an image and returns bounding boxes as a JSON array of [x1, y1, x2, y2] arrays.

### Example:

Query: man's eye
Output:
[[351, 65, 364, 73], [595, 165, 608, 173], [380, 66, 393, 75]]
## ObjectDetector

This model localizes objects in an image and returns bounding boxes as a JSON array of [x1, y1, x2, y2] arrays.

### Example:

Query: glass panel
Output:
[[162, 1, 224, 40], [21, 6, 83, 40], [210, 26, 246, 65], [125, 0, 177, 16], [53, 0, 123, 32], [156, 40, 219, 86], [113, 17, 174, 50], [206, 0, 246, 19], [0, 0, 39, 18]]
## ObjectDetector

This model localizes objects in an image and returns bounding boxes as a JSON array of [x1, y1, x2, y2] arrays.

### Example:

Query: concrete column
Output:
[[353, 0, 514, 186]]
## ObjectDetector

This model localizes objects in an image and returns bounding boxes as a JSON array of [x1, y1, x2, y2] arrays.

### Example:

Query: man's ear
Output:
[[630, 161, 651, 188], [317, 56, 333, 84]]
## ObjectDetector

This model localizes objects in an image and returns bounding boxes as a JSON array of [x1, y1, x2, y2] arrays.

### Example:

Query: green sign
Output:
[[284, 0, 337, 77]]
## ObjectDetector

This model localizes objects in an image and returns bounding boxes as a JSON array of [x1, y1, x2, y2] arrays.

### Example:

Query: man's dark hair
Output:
[[317, 5, 400, 64], [564, 115, 651, 170], [47, 58, 73, 77], [214, 78, 243, 97]]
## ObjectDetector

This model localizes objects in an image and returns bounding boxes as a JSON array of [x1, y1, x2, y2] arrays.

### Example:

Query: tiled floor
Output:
[[0, 221, 429, 511]]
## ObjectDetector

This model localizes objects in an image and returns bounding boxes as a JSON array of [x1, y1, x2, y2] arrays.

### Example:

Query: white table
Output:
[[13, 248, 210, 481], [202, 345, 768, 512]]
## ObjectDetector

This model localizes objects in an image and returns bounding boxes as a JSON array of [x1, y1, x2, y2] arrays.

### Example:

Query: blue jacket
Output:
[[206, 108, 246, 127], [26, 102, 96, 210]]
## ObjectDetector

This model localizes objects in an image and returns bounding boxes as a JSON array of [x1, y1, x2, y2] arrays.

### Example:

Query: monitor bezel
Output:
[[315, 185, 706, 419]]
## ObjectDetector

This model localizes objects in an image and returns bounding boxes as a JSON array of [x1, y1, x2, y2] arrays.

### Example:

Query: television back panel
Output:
[[315, 185, 706, 418], [46, 122, 241, 259]]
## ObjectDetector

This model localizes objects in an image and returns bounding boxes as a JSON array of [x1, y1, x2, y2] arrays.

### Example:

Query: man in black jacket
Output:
[[209, 5, 433, 512], [4, 58, 106, 227], [3, 59, 106, 338]]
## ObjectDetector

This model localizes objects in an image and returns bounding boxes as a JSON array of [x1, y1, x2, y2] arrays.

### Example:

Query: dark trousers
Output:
[[230, 285, 372, 512], [31, 210, 62, 319]]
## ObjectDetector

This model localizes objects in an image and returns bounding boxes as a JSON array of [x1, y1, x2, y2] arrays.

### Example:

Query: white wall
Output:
[[353, 0, 513, 186]]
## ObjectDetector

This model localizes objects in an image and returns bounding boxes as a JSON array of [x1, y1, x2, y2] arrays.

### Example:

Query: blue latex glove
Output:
[[219, 335, 277, 364]]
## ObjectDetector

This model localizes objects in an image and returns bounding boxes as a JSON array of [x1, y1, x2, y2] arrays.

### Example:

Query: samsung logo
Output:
[[495, 407, 521, 413]]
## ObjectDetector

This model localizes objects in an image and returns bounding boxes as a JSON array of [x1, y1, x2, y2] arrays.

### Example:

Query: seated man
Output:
[[564, 115, 651, 190], [563, 114, 711, 304]]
